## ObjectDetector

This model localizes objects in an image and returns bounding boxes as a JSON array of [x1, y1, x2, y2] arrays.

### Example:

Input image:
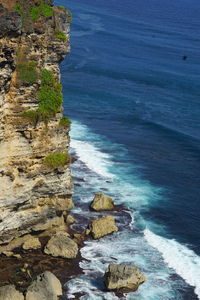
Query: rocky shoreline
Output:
[[0, 0, 146, 298]]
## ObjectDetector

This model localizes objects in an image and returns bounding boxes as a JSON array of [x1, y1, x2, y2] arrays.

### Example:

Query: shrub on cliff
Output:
[[29, 1, 53, 21], [59, 116, 72, 128], [16, 61, 38, 85], [55, 30, 67, 42], [38, 69, 63, 118], [40, 1, 53, 18], [44, 153, 70, 169], [20, 110, 39, 126], [29, 6, 40, 21]]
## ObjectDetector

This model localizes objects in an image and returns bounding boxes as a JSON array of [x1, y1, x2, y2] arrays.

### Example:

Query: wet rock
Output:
[[104, 264, 146, 291], [88, 216, 118, 239], [90, 193, 115, 211], [44, 232, 78, 258], [26, 271, 62, 300], [22, 237, 41, 250], [0, 284, 24, 300]]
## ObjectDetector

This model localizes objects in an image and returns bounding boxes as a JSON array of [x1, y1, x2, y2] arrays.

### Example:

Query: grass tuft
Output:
[[55, 30, 67, 42], [16, 61, 38, 85], [59, 116, 71, 128], [44, 152, 70, 169]]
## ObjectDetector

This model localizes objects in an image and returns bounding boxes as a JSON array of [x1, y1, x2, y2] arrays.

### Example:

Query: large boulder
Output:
[[88, 216, 118, 239], [90, 193, 114, 211], [104, 264, 146, 292], [22, 237, 41, 250], [0, 284, 24, 300], [26, 271, 62, 300], [44, 232, 78, 258]]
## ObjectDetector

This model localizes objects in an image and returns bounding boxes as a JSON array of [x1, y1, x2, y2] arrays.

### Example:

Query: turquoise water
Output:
[[56, 0, 200, 298]]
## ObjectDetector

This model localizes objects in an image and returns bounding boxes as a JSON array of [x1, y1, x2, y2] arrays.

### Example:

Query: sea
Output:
[[56, 0, 200, 299]]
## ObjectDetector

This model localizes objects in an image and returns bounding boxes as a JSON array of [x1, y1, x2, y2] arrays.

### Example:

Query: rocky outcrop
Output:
[[26, 271, 62, 300], [0, 284, 24, 300], [44, 232, 78, 258], [0, 0, 73, 247], [88, 216, 118, 239], [104, 264, 146, 292], [90, 193, 115, 211]]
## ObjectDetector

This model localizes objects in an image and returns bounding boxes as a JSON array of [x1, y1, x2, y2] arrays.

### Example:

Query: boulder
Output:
[[104, 264, 146, 291], [0, 284, 24, 300], [44, 232, 78, 258], [65, 214, 76, 225], [22, 237, 41, 250], [90, 193, 114, 211], [88, 216, 118, 239], [26, 271, 62, 300]]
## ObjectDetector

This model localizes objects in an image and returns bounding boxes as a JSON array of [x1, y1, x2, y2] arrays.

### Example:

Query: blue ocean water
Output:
[[56, 0, 200, 298]]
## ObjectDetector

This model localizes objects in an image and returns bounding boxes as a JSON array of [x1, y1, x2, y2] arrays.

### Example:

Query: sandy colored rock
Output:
[[89, 216, 118, 239], [0, 284, 24, 300], [90, 193, 115, 211], [104, 264, 146, 291], [22, 237, 41, 250], [44, 232, 78, 258], [65, 214, 76, 225], [26, 271, 62, 300]]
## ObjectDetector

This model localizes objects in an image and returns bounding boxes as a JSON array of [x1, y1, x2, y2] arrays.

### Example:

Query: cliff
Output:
[[0, 0, 73, 247]]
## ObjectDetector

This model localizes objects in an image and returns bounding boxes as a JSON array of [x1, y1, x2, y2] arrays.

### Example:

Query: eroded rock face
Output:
[[90, 193, 114, 211], [0, 284, 24, 300], [88, 216, 118, 239], [26, 271, 62, 300], [0, 0, 73, 246], [104, 264, 146, 292], [44, 232, 78, 258]]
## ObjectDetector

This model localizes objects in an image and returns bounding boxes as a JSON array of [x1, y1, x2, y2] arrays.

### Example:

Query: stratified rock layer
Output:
[[104, 264, 146, 292], [0, 0, 73, 246]]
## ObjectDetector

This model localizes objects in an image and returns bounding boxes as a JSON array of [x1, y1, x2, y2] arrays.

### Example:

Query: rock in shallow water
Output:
[[90, 193, 115, 211], [44, 232, 78, 258], [104, 264, 146, 292], [0, 284, 24, 300], [89, 216, 118, 239], [26, 271, 62, 300]]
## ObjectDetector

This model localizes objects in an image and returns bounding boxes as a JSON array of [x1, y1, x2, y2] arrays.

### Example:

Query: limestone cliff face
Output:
[[0, 0, 73, 245]]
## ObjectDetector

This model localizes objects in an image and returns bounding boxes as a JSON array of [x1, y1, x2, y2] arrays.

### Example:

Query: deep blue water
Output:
[[56, 0, 200, 298]]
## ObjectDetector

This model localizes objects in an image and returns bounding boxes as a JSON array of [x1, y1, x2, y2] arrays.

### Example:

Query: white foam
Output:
[[70, 121, 114, 178], [144, 229, 200, 299]]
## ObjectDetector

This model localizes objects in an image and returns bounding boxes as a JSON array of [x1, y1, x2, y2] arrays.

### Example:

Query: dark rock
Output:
[[0, 9, 22, 37]]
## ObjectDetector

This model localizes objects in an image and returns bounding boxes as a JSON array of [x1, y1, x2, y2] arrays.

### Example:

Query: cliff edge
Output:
[[0, 0, 73, 247]]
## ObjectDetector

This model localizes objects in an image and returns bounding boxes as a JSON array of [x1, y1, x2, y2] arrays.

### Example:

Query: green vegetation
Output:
[[55, 30, 67, 42], [59, 116, 72, 128], [29, 6, 39, 21], [41, 69, 55, 86], [15, 3, 23, 17], [40, 1, 53, 18], [66, 8, 72, 23], [37, 69, 63, 122], [29, 1, 53, 21], [44, 152, 70, 168], [16, 61, 38, 85], [21, 69, 63, 126], [20, 110, 39, 127]]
